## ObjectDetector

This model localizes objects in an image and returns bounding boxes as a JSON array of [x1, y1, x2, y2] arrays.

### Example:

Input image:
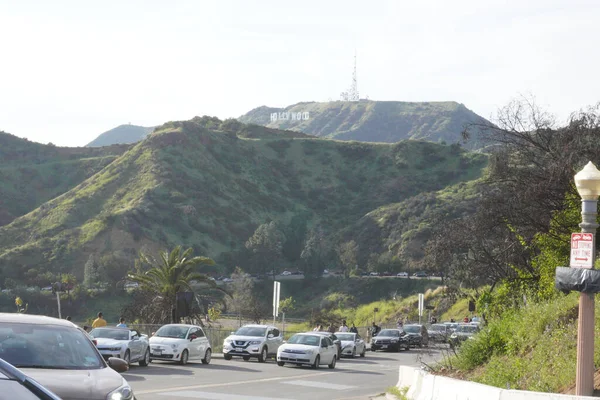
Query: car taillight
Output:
[[92, 339, 98, 346]]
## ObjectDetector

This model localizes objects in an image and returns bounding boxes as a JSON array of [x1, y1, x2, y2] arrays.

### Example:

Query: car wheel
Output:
[[243, 356, 251, 361], [311, 355, 320, 369], [179, 349, 189, 365], [139, 348, 150, 366], [123, 350, 131, 365], [224, 354, 232, 360], [277, 361, 285, 367], [258, 347, 268, 363], [328, 355, 336, 369], [202, 348, 212, 364]]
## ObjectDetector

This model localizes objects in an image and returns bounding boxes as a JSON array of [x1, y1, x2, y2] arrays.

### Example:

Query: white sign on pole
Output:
[[273, 281, 281, 317], [418, 293, 424, 317], [570, 233, 594, 269]]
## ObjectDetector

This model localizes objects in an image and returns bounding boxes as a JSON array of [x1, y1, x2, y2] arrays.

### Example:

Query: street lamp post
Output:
[[574, 161, 600, 396]]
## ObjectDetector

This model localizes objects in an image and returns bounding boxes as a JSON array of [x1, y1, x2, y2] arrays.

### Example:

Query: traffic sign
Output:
[[570, 233, 594, 269]]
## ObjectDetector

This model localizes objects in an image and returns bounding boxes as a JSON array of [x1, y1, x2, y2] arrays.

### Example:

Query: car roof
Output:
[[91, 326, 130, 330], [159, 324, 199, 328], [241, 324, 271, 328], [312, 331, 334, 335], [0, 313, 78, 328]]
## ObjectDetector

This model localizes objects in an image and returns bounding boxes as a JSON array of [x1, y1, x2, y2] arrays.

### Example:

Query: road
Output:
[[125, 347, 442, 400]]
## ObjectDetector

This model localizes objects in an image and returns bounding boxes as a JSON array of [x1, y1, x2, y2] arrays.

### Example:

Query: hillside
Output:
[[0, 116, 487, 287], [0, 131, 130, 226], [238, 101, 491, 149], [86, 124, 154, 147]]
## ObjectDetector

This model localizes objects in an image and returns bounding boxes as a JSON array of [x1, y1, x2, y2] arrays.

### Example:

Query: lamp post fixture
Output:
[[574, 161, 600, 396]]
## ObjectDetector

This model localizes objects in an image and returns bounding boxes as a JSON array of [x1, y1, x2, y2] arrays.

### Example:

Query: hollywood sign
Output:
[[270, 112, 310, 122]]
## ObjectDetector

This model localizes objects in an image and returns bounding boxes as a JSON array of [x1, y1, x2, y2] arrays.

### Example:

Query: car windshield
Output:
[[404, 325, 421, 334], [234, 327, 267, 337], [287, 334, 320, 346], [430, 325, 446, 332], [336, 333, 355, 341], [457, 325, 479, 333], [154, 325, 189, 339], [90, 328, 129, 340], [378, 330, 400, 337], [0, 323, 103, 369]]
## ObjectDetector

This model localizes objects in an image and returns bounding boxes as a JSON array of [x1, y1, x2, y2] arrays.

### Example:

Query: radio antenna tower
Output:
[[340, 51, 360, 102]]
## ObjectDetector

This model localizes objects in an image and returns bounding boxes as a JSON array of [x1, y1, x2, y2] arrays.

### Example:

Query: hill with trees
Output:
[[238, 100, 491, 149], [86, 124, 154, 147], [0, 116, 487, 290]]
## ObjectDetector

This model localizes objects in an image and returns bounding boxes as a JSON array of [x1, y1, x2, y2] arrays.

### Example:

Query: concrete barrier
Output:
[[397, 366, 596, 400]]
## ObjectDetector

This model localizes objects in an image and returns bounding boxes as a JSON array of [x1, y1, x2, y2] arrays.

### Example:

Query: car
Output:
[[312, 331, 342, 359], [449, 323, 480, 346], [277, 333, 337, 369], [281, 271, 292, 276], [149, 324, 212, 365], [323, 269, 329, 275], [123, 282, 139, 289], [222, 278, 233, 282], [90, 326, 150, 366], [334, 331, 366, 357], [413, 271, 428, 278], [370, 328, 410, 352], [0, 313, 134, 400], [404, 324, 429, 347], [41, 286, 53, 292], [223, 324, 283, 362], [428, 324, 450, 343], [0, 357, 62, 400], [369, 272, 380, 276], [396, 272, 409, 278], [443, 322, 459, 333]]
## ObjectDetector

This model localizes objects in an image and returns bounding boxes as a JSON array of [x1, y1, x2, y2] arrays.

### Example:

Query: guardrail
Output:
[[396, 366, 595, 400]]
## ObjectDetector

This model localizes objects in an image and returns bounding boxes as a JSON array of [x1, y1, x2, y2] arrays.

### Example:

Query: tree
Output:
[[300, 227, 328, 278], [245, 221, 286, 279], [336, 241, 358, 278], [226, 267, 269, 324], [279, 296, 296, 314], [83, 254, 101, 288], [126, 246, 220, 323]]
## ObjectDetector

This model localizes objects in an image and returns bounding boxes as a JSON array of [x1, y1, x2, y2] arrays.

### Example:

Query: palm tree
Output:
[[128, 246, 222, 323]]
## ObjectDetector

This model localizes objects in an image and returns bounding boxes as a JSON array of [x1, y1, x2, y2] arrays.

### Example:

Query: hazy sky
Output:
[[1, 0, 599, 146]]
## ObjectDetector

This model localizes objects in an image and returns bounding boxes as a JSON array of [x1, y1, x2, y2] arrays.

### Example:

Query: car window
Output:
[[154, 325, 189, 339], [272, 328, 280, 337], [403, 325, 421, 334], [335, 333, 355, 341], [0, 323, 103, 370], [287, 334, 319, 346], [267, 329, 273, 337], [196, 328, 205, 338], [379, 329, 400, 337], [187, 328, 199, 338], [330, 334, 337, 341], [90, 328, 129, 340], [234, 326, 267, 337], [1, 380, 46, 400], [326, 337, 333, 346]]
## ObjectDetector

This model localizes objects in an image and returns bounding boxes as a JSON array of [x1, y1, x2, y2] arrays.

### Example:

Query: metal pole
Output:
[[56, 292, 62, 319], [576, 198, 598, 396]]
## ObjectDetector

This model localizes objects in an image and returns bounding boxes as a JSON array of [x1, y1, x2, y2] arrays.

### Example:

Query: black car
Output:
[[0, 358, 62, 400], [370, 329, 409, 352], [403, 324, 429, 347], [428, 324, 450, 343], [312, 332, 342, 359]]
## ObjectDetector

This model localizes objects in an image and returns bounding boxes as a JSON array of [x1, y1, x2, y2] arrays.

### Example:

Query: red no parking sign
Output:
[[570, 233, 594, 269]]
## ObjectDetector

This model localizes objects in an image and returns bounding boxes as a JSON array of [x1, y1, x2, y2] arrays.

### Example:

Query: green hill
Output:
[[86, 124, 154, 147], [0, 117, 487, 287], [238, 100, 490, 149], [0, 131, 130, 226]]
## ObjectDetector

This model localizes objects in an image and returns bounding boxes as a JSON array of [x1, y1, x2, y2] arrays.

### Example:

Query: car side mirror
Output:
[[267, 334, 274, 339], [108, 357, 129, 373], [190, 335, 197, 341]]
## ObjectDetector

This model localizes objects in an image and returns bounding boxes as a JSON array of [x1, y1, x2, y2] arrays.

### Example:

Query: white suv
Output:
[[223, 324, 283, 362]]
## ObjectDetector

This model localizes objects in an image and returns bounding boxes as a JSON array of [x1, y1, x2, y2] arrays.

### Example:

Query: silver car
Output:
[[90, 327, 150, 366], [0, 313, 134, 400]]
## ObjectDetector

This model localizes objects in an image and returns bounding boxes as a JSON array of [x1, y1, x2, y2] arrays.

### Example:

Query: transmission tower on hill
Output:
[[340, 51, 359, 102]]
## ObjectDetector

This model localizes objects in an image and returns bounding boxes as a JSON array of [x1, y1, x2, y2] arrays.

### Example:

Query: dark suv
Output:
[[370, 329, 409, 352], [403, 324, 429, 347]]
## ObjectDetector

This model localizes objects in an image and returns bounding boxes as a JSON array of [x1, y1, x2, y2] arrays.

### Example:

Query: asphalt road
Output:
[[125, 347, 443, 400]]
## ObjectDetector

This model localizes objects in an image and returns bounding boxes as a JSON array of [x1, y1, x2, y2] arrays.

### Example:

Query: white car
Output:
[[223, 324, 283, 362], [90, 327, 150, 366], [334, 332, 366, 357], [277, 333, 337, 369], [281, 271, 292, 276], [149, 324, 212, 365], [396, 272, 408, 277]]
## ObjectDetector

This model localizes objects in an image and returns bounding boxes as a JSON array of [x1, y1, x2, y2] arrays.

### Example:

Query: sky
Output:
[[1, 0, 600, 147]]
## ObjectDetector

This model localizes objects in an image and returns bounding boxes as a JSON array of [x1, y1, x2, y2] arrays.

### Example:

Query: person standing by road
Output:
[[327, 323, 335, 333], [338, 320, 349, 332], [313, 324, 322, 331], [116, 317, 127, 328], [92, 312, 107, 328], [349, 323, 358, 334]]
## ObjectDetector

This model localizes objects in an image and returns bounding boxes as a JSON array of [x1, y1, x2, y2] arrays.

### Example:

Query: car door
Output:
[[195, 327, 209, 359], [129, 330, 142, 360], [186, 327, 199, 358], [326, 337, 336, 363], [272, 328, 283, 353], [356, 334, 364, 353]]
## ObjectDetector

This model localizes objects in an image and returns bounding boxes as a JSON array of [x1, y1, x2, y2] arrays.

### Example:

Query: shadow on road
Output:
[[337, 369, 384, 376]]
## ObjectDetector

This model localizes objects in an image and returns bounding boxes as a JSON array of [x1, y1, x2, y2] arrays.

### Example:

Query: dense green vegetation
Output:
[[0, 116, 487, 289], [238, 100, 491, 149]]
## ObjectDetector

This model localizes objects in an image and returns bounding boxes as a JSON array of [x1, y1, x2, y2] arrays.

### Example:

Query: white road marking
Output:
[[282, 380, 356, 390], [158, 391, 292, 400]]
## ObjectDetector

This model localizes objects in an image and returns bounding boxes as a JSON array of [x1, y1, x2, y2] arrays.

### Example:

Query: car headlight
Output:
[[224, 338, 232, 344], [171, 343, 179, 349], [304, 349, 314, 355], [249, 341, 262, 345], [109, 347, 122, 351], [107, 381, 133, 400], [390, 339, 398, 343], [450, 334, 457, 339]]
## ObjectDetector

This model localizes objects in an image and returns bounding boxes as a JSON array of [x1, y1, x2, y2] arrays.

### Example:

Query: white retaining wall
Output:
[[397, 366, 597, 400]]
